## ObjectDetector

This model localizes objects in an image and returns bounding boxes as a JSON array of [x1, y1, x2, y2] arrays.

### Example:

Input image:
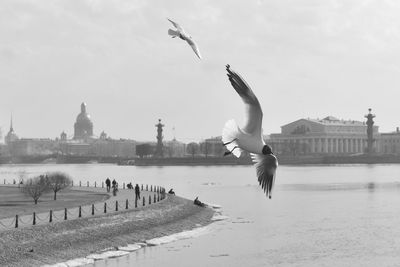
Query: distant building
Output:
[[91, 138, 136, 158], [74, 102, 93, 140], [379, 127, 400, 154], [199, 137, 225, 157], [59, 141, 91, 156], [60, 131, 67, 141], [270, 116, 379, 155], [164, 139, 186, 157], [11, 138, 57, 156], [5, 116, 19, 145], [0, 144, 8, 157]]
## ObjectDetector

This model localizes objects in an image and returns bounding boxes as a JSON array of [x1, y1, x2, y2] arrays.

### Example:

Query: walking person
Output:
[[135, 184, 140, 201], [112, 179, 118, 196], [105, 178, 111, 193]]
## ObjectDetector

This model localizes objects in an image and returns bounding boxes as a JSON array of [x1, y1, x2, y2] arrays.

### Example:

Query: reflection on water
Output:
[[2, 164, 400, 266], [367, 182, 375, 192], [280, 182, 400, 192]]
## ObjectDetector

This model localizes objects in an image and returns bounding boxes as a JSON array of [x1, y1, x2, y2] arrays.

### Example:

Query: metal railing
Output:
[[0, 180, 166, 230]]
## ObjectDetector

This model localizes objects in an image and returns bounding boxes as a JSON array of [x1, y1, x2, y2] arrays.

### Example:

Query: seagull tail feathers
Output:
[[222, 119, 242, 158], [168, 29, 180, 37]]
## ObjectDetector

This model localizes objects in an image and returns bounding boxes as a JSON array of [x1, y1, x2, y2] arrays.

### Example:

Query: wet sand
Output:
[[0, 195, 215, 267]]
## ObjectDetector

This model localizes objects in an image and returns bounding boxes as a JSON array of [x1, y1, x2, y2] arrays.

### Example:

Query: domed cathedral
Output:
[[73, 102, 94, 140]]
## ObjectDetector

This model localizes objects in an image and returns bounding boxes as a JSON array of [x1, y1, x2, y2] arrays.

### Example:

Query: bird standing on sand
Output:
[[222, 65, 278, 199], [167, 18, 202, 59]]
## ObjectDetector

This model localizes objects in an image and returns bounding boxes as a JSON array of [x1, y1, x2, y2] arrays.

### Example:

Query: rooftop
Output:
[[306, 116, 365, 126]]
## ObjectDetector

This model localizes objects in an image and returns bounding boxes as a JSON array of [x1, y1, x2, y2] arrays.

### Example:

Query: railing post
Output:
[[126, 199, 128, 209], [92, 204, 95, 215], [154, 194, 156, 203], [116, 201, 118, 211], [157, 193, 160, 202], [79, 181, 81, 187], [102, 181, 104, 188], [141, 184, 143, 191], [79, 206, 82, 218], [146, 184, 148, 191], [149, 195, 151, 205], [143, 196, 145, 206], [49, 210, 53, 223], [33, 212, 36, 225], [95, 182, 97, 188], [87, 181, 89, 187], [15, 215, 18, 228], [64, 208, 67, 220], [123, 183, 125, 189], [150, 185, 152, 192], [104, 203, 107, 213]]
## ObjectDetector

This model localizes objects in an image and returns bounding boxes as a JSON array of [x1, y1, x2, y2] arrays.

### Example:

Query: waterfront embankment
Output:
[[0, 194, 215, 267]]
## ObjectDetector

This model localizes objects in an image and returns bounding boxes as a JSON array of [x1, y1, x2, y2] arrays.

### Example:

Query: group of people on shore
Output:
[[105, 178, 119, 196], [103, 179, 206, 208], [167, 188, 206, 208], [105, 178, 141, 201]]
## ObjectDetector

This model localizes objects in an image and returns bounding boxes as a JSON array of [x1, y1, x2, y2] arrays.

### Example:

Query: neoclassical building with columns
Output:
[[269, 116, 379, 155]]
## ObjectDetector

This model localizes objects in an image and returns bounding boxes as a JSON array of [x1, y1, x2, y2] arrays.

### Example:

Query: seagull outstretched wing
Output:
[[168, 18, 184, 32], [226, 65, 262, 136], [251, 153, 278, 198], [187, 38, 202, 59]]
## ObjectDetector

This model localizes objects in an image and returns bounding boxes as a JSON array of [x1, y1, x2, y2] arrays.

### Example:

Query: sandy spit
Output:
[[0, 195, 215, 267]]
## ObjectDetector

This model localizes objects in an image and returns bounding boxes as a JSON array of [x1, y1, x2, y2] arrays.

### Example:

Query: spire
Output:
[[81, 102, 87, 113], [10, 114, 13, 132]]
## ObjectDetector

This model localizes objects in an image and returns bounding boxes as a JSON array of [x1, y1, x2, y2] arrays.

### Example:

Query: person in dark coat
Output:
[[127, 182, 133, 189], [112, 179, 118, 196], [105, 178, 111, 192], [168, 188, 175, 195], [194, 196, 206, 207], [135, 184, 141, 201]]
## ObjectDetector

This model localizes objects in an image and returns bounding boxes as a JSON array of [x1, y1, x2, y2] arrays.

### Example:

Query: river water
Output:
[[1, 164, 400, 266]]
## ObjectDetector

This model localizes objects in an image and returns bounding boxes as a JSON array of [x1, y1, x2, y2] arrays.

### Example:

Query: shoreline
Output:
[[0, 195, 216, 267], [3, 154, 400, 166]]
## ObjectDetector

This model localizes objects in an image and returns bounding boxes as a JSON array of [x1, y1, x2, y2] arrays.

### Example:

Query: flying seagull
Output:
[[167, 18, 202, 59], [222, 65, 278, 199]]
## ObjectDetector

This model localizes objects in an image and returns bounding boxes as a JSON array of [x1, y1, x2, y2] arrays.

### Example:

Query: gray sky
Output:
[[1, 0, 400, 142]]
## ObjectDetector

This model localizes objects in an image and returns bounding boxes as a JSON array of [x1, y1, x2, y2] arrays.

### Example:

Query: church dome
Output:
[[73, 102, 94, 140], [76, 103, 92, 123]]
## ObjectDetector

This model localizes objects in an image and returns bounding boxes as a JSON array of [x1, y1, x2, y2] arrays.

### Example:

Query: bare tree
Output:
[[186, 142, 199, 159], [46, 172, 72, 200], [136, 143, 154, 158], [20, 175, 50, 204]]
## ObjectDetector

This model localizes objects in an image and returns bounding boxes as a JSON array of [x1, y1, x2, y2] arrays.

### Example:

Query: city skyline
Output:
[[1, 0, 400, 142], [0, 103, 390, 144]]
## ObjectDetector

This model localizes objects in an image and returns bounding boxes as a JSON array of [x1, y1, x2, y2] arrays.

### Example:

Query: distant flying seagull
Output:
[[167, 18, 202, 59], [222, 65, 278, 199]]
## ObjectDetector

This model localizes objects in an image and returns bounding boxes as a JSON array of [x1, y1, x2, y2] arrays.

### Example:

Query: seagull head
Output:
[[262, 145, 273, 155]]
